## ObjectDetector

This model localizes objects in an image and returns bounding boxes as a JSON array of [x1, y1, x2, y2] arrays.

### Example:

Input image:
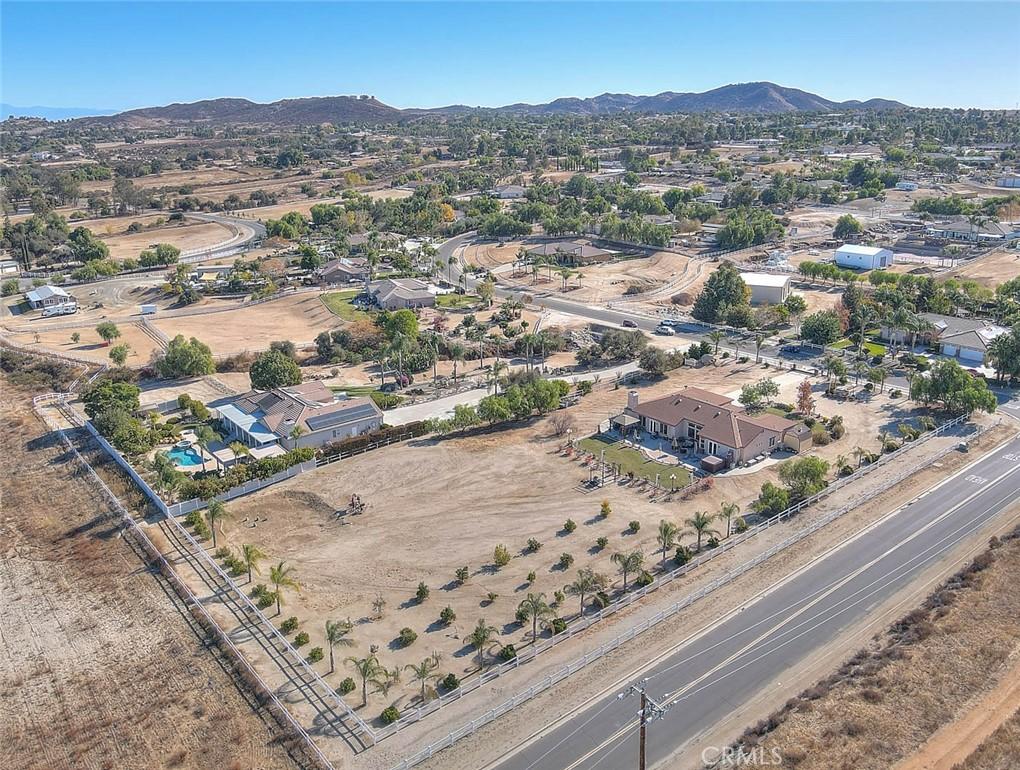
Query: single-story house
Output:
[[216, 381, 383, 451], [490, 184, 526, 199], [918, 313, 1008, 364], [191, 265, 233, 283], [368, 278, 436, 310], [834, 244, 894, 270], [611, 387, 805, 467], [0, 259, 20, 276], [926, 217, 1020, 243], [319, 257, 369, 285], [26, 284, 74, 309], [741, 272, 792, 305], [527, 241, 612, 266]]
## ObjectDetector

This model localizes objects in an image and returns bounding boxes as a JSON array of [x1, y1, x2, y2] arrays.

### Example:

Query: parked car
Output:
[[655, 325, 676, 336], [621, 319, 638, 328]]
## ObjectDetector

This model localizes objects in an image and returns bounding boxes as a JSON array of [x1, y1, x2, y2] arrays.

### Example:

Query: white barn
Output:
[[741, 272, 791, 305], [834, 244, 893, 270]]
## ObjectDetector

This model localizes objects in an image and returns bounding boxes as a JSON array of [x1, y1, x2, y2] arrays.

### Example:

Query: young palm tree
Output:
[[656, 520, 680, 568], [835, 454, 852, 477], [345, 654, 383, 707], [685, 511, 720, 551], [205, 499, 226, 549], [708, 330, 725, 356], [564, 568, 607, 616], [324, 618, 355, 673], [853, 445, 868, 468], [449, 342, 466, 382], [371, 666, 401, 698], [194, 424, 221, 473], [719, 501, 740, 539], [228, 441, 251, 464], [517, 593, 553, 643], [404, 656, 440, 702], [468, 618, 498, 666], [269, 561, 300, 616], [754, 334, 766, 363], [610, 550, 644, 590], [241, 543, 266, 583]]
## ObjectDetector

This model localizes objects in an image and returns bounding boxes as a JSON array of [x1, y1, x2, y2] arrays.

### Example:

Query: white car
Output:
[[655, 325, 676, 336]]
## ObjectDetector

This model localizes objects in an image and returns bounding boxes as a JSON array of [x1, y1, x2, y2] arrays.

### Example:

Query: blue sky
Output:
[[3, 1, 1019, 112]]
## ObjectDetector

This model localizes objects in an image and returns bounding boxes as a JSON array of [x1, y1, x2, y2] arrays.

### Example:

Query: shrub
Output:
[[498, 644, 517, 661], [593, 591, 611, 609], [595, 536, 609, 550], [380, 706, 401, 725], [526, 537, 542, 553], [455, 566, 469, 583], [337, 677, 356, 696], [811, 425, 831, 446], [294, 632, 310, 647], [416, 582, 430, 603], [441, 673, 460, 691], [599, 500, 612, 518], [734, 517, 749, 533], [674, 546, 692, 566], [515, 606, 530, 624], [549, 617, 567, 635], [493, 544, 511, 567], [558, 553, 574, 569], [307, 647, 324, 663], [527, 571, 536, 583], [554, 590, 565, 605], [635, 570, 654, 588], [628, 520, 641, 533], [563, 518, 577, 533], [890, 388, 902, 399], [280, 616, 299, 634], [439, 606, 456, 626], [398, 627, 417, 647], [706, 536, 720, 549], [214, 546, 231, 560]]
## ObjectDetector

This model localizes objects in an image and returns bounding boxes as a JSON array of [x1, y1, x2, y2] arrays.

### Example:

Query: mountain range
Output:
[[63, 82, 906, 127]]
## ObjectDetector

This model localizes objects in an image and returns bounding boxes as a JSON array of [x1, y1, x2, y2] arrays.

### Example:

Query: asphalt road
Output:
[[491, 423, 1020, 770]]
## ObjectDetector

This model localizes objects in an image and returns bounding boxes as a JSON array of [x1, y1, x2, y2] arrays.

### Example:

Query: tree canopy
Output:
[[249, 349, 303, 390]]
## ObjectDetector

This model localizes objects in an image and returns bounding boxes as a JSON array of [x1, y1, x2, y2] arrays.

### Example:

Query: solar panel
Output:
[[305, 403, 379, 432]]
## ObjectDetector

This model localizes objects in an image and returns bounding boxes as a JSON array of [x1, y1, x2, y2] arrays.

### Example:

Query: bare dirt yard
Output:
[[946, 248, 1020, 289], [0, 385, 298, 770], [153, 292, 340, 356], [721, 522, 1020, 770], [214, 359, 940, 722], [100, 220, 235, 260], [9, 321, 164, 365]]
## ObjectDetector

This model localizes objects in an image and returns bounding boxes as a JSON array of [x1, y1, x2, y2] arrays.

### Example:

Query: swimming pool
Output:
[[166, 445, 203, 467]]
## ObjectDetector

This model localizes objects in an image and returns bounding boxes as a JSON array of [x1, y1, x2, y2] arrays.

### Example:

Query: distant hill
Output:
[[71, 82, 907, 127], [1, 103, 116, 120]]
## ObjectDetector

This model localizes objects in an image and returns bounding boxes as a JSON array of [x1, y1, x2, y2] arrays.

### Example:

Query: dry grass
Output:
[[0, 383, 298, 770]]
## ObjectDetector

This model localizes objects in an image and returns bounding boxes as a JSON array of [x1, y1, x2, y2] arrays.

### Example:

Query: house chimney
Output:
[[627, 390, 639, 410]]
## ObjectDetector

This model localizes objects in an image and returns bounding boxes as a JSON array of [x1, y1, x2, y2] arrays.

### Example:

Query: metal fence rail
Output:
[[387, 415, 989, 768]]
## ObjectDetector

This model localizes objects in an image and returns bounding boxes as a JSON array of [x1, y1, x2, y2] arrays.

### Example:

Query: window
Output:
[[769, 436, 777, 447]]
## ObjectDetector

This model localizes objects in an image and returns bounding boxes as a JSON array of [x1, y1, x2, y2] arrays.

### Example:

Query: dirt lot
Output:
[[152, 292, 340, 355], [216, 359, 933, 716], [0, 386, 298, 770], [9, 321, 164, 365], [101, 220, 235, 260], [946, 248, 1020, 289], [726, 524, 1020, 770]]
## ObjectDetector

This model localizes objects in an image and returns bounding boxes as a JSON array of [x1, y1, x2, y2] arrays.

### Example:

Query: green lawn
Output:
[[831, 338, 853, 350], [329, 384, 380, 397], [436, 293, 480, 309], [321, 290, 372, 321], [829, 337, 886, 357], [578, 435, 693, 487]]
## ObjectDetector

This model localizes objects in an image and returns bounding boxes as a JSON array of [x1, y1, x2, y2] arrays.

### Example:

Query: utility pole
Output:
[[619, 680, 669, 770]]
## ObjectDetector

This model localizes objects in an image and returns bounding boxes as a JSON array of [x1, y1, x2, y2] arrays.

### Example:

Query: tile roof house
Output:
[[368, 278, 436, 310], [526, 240, 612, 265], [926, 217, 1020, 243], [319, 256, 370, 285], [216, 381, 383, 451], [917, 313, 1008, 365], [612, 387, 806, 467]]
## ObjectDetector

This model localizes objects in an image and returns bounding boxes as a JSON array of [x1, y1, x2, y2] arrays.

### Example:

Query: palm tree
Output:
[[517, 593, 552, 643], [447, 255, 456, 283], [404, 655, 440, 702], [228, 441, 251, 465], [194, 425, 220, 473], [370, 666, 401, 698], [853, 445, 868, 468], [611, 550, 644, 590], [685, 511, 719, 551], [324, 618, 355, 673], [269, 561, 300, 616], [754, 334, 766, 363], [206, 499, 226, 549], [468, 618, 498, 666], [719, 501, 740, 539], [564, 568, 607, 616], [834, 454, 852, 477], [241, 543, 266, 583], [708, 330, 725, 356], [449, 342, 466, 382], [345, 654, 384, 707], [656, 520, 680, 568], [558, 267, 573, 291]]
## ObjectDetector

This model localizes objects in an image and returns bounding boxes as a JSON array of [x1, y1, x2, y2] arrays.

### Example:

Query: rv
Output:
[[41, 303, 77, 317]]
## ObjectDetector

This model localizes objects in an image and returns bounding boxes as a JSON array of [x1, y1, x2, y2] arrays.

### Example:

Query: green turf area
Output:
[[578, 435, 693, 487], [436, 293, 480, 309], [329, 384, 380, 397], [862, 341, 887, 357], [831, 338, 853, 350], [321, 290, 372, 321]]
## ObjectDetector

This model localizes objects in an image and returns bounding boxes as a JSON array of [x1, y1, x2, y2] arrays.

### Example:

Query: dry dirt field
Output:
[[0, 385, 299, 770], [8, 321, 163, 365], [722, 524, 1020, 770], [215, 360, 926, 716], [100, 220, 234, 259], [946, 248, 1020, 289], [152, 292, 340, 355]]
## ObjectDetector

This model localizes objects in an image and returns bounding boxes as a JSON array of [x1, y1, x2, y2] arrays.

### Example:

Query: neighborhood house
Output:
[[920, 313, 1008, 365], [216, 381, 383, 452], [526, 240, 612, 265], [612, 387, 809, 469], [319, 256, 370, 285], [368, 278, 436, 310], [25, 284, 76, 310]]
